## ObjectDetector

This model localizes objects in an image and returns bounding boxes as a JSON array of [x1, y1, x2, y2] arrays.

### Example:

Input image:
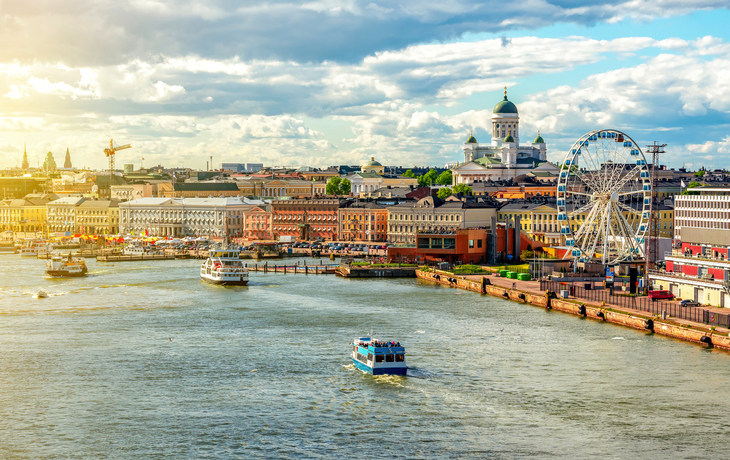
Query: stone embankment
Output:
[[416, 269, 730, 351]]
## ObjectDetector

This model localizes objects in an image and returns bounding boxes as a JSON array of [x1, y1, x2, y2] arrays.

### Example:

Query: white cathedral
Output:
[[452, 88, 558, 185]]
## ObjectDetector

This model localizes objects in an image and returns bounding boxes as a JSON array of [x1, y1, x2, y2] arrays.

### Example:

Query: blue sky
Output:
[[0, 1, 728, 171]]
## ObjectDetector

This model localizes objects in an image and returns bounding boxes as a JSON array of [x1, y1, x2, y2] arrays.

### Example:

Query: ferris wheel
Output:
[[556, 129, 652, 266]]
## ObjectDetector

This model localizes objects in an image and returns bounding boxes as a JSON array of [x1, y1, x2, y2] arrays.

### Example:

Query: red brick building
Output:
[[272, 198, 340, 241]]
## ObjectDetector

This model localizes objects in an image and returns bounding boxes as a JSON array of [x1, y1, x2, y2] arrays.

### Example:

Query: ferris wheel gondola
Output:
[[556, 129, 651, 266]]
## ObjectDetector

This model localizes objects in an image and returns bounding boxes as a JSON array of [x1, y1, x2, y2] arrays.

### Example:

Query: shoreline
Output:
[[415, 269, 730, 352]]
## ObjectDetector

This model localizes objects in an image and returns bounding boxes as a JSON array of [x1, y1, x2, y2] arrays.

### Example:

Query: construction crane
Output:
[[104, 139, 131, 176]]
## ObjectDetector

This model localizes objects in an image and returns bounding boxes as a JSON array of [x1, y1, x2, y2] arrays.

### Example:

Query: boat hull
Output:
[[46, 269, 88, 277], [200, 275, 249, 286], [352, 358, 407, 376]]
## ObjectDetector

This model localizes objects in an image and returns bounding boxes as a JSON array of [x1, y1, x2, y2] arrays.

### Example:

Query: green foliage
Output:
[[326, 177, 351, 195], [695, 170, 705, 178], [340, 178, 351, 194], [437, 187, 453, 199], [402, 169, 416, 178], [520, 249, 534, 260], [681, 181, 702, 195], [417, 169, 439, 187], [452, 183, 473, 195], [450, 264, 488, 274], [435, 170, 453, 185]]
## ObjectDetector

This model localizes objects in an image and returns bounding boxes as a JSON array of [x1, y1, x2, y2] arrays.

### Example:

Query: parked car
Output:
[[680, 299, 700, 307], [648, 290, 674, 301]]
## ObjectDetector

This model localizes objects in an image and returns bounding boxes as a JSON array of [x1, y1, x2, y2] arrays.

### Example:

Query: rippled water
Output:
[[2, 255, 730, 459]]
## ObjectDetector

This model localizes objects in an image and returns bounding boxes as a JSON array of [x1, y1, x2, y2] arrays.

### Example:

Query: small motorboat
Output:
[[35, 290, 48, 299]]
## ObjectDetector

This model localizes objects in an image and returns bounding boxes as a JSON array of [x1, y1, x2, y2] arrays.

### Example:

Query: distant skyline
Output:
[[0, 1, 729, 171]]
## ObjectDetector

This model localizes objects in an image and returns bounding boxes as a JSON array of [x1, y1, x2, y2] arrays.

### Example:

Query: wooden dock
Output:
[[96, 254, 176, 262], [244, 263, 337, 275]]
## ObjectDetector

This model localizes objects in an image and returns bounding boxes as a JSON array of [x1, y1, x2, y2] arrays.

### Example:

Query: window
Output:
[[469, 239, 474, 248], [375, 355, 384, 363], [477, 239, 482, 248], [385, 354, 394, 363], [395, 354, 404, 362]]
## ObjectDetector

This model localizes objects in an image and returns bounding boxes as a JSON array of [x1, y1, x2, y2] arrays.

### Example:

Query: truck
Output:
[[278, 235, 295, 243]]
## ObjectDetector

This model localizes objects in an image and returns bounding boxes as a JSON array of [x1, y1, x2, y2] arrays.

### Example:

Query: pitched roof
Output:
[[174, 182, 239, 191]]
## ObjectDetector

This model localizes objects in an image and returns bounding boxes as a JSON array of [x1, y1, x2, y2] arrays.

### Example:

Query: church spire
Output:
[[64, 147, 72, 168], [21, 143, 29, 170]]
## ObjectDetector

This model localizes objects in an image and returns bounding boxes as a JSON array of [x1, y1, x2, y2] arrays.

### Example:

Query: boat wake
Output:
[[404, 367, 438, 379]]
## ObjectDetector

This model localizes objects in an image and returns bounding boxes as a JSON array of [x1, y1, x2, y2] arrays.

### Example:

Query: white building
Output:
[[119, 197, 252, 238], [452, 88, 553, 184], [348, 157, 418, 195], [47, 197, 87, 232]]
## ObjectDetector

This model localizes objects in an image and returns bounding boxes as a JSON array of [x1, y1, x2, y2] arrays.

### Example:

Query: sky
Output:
[[0, 0, 729, 171]]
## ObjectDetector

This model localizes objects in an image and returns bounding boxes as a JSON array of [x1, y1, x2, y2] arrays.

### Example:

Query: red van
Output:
[[649, 290, 674, 301]]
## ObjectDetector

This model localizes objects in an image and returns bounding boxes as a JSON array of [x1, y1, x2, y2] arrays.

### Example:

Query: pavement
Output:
[[458, 272, 730, 336]]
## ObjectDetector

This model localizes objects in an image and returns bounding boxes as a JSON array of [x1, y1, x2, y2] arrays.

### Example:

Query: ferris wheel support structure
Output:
[[556, 129, 652, 268]]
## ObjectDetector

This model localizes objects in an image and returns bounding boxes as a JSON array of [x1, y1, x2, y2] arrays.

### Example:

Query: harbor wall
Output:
[[415, 270, 730, 352]]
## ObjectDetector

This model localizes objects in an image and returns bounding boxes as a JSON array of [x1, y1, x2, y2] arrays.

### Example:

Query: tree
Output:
[[340, 178, 351, 195], [437, 187, 453, 199], [453, 183, 473, 195], [695, 170, 706, 178], [418, 169, 439, 187], [402, 169, 416, 178], [326, 177, 352, 195], [681, 181, 702, 195], [436, 170, 453, 185]]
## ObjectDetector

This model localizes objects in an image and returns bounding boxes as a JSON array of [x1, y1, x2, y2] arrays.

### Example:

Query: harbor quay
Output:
[[415, 268, 730, 351]]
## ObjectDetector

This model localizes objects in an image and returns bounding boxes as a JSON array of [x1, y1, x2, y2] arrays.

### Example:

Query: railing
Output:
[[539, 280, 730, 326], [666, 250, 730, 264], [649, 269, 725, 286]]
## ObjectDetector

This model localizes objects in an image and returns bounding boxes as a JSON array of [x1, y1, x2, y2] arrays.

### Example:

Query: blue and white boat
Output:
[[351, 337, 407, 376]]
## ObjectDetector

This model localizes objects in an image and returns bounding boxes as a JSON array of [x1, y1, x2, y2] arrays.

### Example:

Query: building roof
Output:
[[466, 133, 478, 144], [49, 197, 87, 206], [493, 88, 518, 114], [534, 133, 545, 144], [354, 172, 383, 179], [174, 182, 239, 191], [362, 157, 382, 167], [473, 156, 502, 166], [78, 200, 120, 209]]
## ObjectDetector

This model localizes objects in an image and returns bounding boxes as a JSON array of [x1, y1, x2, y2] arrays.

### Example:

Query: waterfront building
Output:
[[387, 195, 499, 245], [47, 197, 87, 233], [271, 198, 340, 241], [349, 158, 418, 195], [119, 197, 252, 238], [75, 200, 120, 235], [650, 187, 730, 307], [241, 205, 273, 240], [498, 198, 674, 247], [0, 193, 56, 233], [338, 200, 388, 242]]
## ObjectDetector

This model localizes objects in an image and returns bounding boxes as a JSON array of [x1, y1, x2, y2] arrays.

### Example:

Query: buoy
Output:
[[644, 319, 654, 331], [578, 305, 586, 316], [596, 311, 605, 320]]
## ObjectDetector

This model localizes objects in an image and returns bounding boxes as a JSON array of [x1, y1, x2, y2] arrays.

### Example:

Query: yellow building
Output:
[[235, 178, 326, 198], [0, 194, 56, 233], [498, 200, 674, 245], [75, 200, 121, 235]]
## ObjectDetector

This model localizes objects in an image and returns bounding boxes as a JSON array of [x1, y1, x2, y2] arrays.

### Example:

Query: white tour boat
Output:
[[200, 248, 249, 286], [46, 254, 88, 277]]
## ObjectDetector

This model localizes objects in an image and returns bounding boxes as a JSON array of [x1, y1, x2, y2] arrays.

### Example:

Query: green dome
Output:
[[493, 87, 518, 114], [504, 134, 515, 143], [363, 157, 382, 167], [533, 134, 545, 144], [466, 133, 478, 144]]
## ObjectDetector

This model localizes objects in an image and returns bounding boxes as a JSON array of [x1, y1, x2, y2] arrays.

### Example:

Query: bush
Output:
[[450, 264, 488, 274]]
